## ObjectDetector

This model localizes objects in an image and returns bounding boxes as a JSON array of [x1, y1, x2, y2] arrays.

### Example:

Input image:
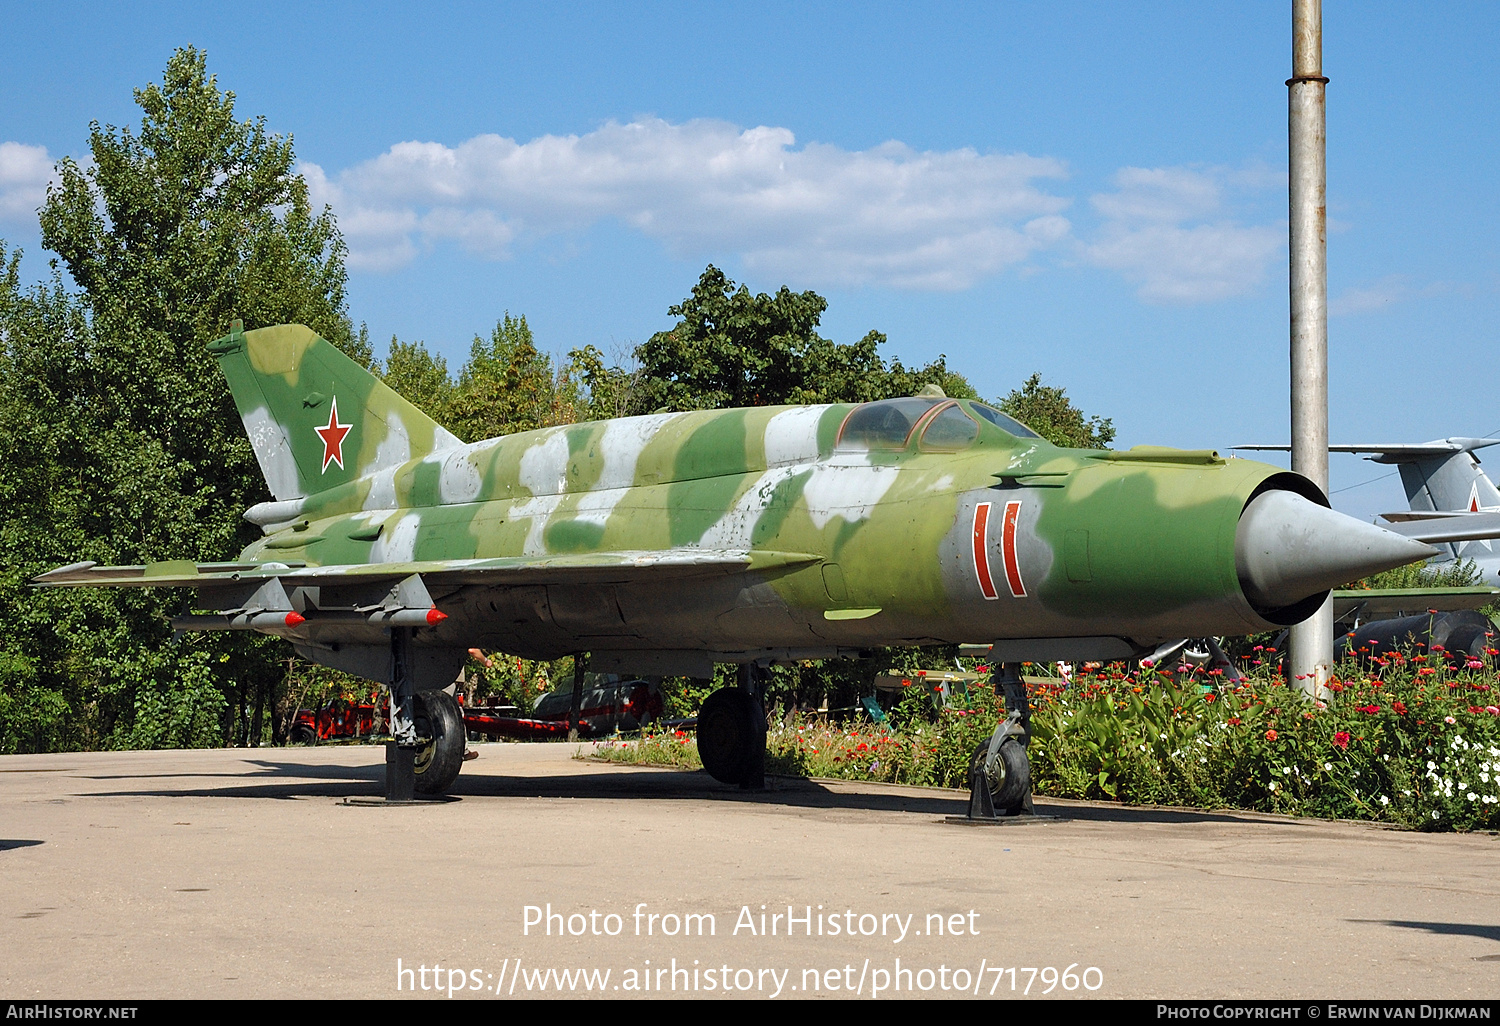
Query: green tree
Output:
[[445, 313, 587, 440], [632, 265, 970, 412], [377, 337, 455, 423], [0, 47, 360, 752], [998, 373, 1115, 450]]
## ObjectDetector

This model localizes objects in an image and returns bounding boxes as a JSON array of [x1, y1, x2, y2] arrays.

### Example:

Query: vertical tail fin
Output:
[[1349, 440, 1500, 513], [208, 322, 462, 501]]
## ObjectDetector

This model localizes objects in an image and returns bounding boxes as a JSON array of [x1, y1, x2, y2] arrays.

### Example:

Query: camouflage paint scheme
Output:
[[37, 324, 1320, 686]]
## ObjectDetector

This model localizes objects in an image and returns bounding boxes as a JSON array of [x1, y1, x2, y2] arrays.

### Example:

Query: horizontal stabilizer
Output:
[[1376, 510, 1469, 523], [1235, 438, 1500, 463], [1376, 511, 1500, 545]]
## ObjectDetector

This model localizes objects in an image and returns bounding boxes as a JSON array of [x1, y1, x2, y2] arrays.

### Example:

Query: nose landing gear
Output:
[[963, 662, 1037, 820]]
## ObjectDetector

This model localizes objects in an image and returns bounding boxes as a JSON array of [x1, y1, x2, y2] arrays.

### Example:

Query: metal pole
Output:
[[1287, 0, 1332, 697]]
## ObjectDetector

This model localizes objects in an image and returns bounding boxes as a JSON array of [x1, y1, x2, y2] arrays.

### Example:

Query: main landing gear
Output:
[[375, 627, 466, 803], [411, 689, 465, 795], [697, 664, 768, 789], [964, 663, 1036, 820]]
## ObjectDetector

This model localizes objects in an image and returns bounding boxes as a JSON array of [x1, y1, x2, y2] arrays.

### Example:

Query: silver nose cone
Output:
[[1235, 489, 1439, 610]]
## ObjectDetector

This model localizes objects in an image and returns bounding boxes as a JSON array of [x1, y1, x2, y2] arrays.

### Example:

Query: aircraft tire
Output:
[[412, 689, 465, 795], [697, 688, 757, 785], [970, 738, 1030, 813], [290, 723, 318, 746]]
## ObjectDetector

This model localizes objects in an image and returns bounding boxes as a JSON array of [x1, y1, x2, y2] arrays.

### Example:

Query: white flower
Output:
[[1269, 782, 1277, 791], [1379, 795, 1390, 806], [1324, 762, 1333, 771], [1432, 810, 1441, 819], [1469, 792, 1480, 802]]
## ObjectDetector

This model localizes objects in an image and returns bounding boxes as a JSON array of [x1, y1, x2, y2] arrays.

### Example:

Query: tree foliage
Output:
[[998, 372, 1115, 450], [631, 265, 973, 412], [0, 48, 359, 752]]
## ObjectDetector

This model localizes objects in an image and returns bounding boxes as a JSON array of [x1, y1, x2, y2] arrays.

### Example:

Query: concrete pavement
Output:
[[1, 742, 1496, 1000]]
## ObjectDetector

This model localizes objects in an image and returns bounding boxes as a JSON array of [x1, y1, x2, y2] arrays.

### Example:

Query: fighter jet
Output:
[[34, 323, 1437, 807]]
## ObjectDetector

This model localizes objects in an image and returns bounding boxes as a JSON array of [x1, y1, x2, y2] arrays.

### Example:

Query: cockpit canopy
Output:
[[835, 397, 1040, 451]]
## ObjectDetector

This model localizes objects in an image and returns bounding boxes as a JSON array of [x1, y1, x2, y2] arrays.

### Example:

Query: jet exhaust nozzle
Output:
[[1235, 489, 1439, 612]]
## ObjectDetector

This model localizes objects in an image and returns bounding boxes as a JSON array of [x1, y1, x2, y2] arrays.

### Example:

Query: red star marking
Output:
[[315, 396, 352, 472]]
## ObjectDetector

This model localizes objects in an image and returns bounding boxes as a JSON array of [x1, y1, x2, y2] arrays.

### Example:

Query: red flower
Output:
[[1392, 701, 1408, 715], [1332, 731, 1350, 750], [1228, 717, 1242, 726], [1265, 729, 1278, 741]]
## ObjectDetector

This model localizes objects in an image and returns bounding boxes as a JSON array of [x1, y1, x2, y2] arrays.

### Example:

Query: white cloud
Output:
[[1083, 166, 1283, 304], [301, 118, 1073, 289], [0, 142, 53, 225], [1329, 274, 1450, 316], [5, 126, 1289, 305]]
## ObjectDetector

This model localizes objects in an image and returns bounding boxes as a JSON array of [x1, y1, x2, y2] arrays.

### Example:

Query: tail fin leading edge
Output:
[[209, 322, 462, 502]]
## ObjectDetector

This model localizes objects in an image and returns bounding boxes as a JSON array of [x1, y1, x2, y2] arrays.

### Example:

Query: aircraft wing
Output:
[[1332, 586, 1500, 619], [31, 549, 823, 592]]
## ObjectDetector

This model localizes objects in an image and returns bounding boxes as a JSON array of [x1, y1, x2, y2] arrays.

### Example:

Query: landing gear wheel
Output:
[[290, 723, 318, 746], [970, 738, 1030, 813], [412, 690, 465, 795], [697, 688, 759, 785]]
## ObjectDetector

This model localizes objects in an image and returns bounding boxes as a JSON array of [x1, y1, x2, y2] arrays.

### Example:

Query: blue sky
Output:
[[2, 2, 1497, 521]]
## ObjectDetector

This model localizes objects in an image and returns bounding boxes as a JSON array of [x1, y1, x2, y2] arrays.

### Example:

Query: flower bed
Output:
[[591, 648, 1500, 831]]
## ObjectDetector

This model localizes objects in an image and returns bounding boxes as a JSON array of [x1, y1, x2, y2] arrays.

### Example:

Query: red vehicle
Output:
[[289, 676, 664, 744], [289, 694, 382, 744]]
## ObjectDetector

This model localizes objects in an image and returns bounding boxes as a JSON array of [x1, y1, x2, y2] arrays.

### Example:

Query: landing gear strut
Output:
[[697, 664, 767, 789], [966, 662, 1034, 819], [379, 627, 465, 801]]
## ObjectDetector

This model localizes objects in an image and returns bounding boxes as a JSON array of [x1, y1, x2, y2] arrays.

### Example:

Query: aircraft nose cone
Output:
[[1235, 489, 1439, 610]]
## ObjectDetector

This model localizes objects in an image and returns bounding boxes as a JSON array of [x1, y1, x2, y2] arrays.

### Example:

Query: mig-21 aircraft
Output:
[[34, 323, 1437, 809]]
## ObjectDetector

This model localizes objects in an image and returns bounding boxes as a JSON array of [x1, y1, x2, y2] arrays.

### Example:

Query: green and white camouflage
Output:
[[35, 322, 1436, 689]]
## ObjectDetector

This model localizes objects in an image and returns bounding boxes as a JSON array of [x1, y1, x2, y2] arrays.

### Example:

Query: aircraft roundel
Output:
[[315, 396, 352, 472]]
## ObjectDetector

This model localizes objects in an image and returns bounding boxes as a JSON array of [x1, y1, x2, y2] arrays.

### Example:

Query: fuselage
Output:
[[239, 396, 1299, 665]]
